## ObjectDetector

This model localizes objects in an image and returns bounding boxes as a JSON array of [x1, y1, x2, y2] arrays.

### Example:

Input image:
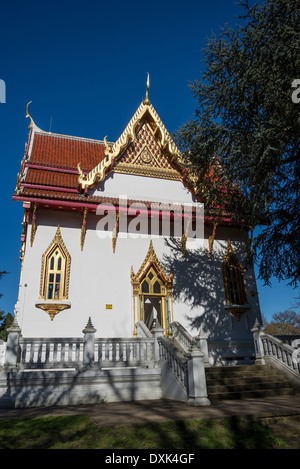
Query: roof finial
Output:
[[143, 73, 150, 105], [25, 101, 34, 129]]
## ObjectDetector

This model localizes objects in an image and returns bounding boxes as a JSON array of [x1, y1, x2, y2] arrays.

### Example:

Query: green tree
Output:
[[175, 0, 300, 286], [0, 312, 14, 341], [264, 309, 300, 335], [0, 270, 13, 342]]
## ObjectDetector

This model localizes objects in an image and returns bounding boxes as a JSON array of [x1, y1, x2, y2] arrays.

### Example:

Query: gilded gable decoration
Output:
[[77, 77, 183, 190], [131, 241, 173, 288]]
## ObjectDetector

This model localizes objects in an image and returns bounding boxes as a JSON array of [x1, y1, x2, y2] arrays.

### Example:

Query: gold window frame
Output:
[[222, 240, 248, 321], [39, 225, 71, 301]]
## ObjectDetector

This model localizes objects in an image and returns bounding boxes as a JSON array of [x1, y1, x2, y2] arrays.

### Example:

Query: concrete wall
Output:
[[0, 367, 162, 408]]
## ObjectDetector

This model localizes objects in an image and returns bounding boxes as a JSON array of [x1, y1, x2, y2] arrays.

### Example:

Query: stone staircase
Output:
[[205, 364, 299, 401]]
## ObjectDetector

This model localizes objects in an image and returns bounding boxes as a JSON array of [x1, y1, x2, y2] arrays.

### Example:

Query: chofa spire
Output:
[[143, 73, 150, 105]]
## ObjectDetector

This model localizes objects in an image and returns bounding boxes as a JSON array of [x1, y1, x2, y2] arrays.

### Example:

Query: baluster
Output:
[[29, 343, 34, 363], [61, 342, 66, 363], [112, 341, 116, 362], [126, 342, 131, 362], [133, 341, 137, 361], [105, 341, 110, 361], [75, 342, 80, 363], [119, 342, 124, 362], [67, 342, 72, 362], [53, 342, 58, 363], [23, 343, 28, 364], [277, 345, 282, 361]]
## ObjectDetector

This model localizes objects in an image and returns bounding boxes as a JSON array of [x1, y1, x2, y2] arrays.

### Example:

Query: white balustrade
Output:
[[252, 319, 300, 377], [95, 338, 154, 367], [158, 335, 188, 389], [261, 334, 300, 374], [18, 338, 83, 369]]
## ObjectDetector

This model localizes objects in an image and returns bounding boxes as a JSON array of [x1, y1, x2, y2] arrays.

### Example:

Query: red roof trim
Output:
[[12, 194, 240, 226], [25, 162, 85, 175], [20, 183, 79, 193]]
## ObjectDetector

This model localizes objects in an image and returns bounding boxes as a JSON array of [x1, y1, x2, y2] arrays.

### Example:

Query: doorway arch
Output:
[[131, 241, 173, 336]]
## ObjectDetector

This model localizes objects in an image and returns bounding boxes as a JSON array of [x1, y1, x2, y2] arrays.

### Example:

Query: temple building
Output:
[[12, 78, 262, 365]]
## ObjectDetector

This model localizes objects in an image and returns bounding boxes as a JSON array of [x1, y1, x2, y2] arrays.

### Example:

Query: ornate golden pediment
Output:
[[114, 121, 181, 180], [131, 240, 173, 287], [77, 80, 184, 189]]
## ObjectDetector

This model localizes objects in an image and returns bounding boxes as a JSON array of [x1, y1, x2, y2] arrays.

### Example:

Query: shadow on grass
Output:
[[0, 415, 288, 449]]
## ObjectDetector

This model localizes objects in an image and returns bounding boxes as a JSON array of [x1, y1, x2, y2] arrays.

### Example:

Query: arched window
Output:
[[39, 226, 71, 302], [222, 240, 247, 306], [131, 241, 173, 336], [46, 249, 64, 300]]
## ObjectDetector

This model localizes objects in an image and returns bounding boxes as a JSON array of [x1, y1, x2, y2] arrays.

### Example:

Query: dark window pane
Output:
[[142, 280, 149, 293], [47, 284, 53, 300]]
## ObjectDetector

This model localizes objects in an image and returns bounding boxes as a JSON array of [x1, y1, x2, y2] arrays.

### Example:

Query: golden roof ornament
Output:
[[26, 101, 34, 129], [143, 73, 150, 105]]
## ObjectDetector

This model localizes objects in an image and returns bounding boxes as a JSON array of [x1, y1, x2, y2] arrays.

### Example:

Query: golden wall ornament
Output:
[[30, 203, 38, 247], [208, 222, 218, 258], [35, 302, 71, 321], [112, 210, 119, 253], [80, 207, 88, 251]]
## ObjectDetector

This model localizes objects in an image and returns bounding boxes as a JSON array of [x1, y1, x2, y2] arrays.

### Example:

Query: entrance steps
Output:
[[205, 364, 300, 401]]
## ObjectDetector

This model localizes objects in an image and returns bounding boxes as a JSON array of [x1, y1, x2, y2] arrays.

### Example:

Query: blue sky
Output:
[[0, 0, 298, 322]]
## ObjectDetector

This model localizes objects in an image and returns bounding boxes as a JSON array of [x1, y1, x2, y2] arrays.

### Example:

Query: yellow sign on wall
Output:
[[106, 304, 113, 309]]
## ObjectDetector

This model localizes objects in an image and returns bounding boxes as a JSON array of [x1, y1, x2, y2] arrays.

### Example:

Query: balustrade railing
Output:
[[95, 338, 154, 367], [261, 334, 300, 375], [15, 337, 155, 370], [158, 335, 188, 390], [2, 317, 157, 371], [3, 318, 210, 406], [252, 320, 300, 379], [18, 337, 83, 369], [170, 321, 193, 353]]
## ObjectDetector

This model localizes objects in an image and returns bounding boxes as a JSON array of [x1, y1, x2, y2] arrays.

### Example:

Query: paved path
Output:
[[0, 396, 299, 427]]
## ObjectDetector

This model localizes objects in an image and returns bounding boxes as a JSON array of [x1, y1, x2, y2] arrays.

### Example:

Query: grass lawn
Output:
[[0, 414, 292, 449]]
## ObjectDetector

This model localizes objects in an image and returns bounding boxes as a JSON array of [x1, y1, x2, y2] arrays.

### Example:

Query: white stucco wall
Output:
[[91, 172, 198, 205], [15, 174, 262, 340]]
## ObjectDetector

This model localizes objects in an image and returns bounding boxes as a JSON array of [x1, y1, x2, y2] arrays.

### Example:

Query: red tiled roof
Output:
[[29, 133, 106, 171], [25, 168, 79, 189], [12, 130, 239, 225], [13, 131, 108, 203]]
